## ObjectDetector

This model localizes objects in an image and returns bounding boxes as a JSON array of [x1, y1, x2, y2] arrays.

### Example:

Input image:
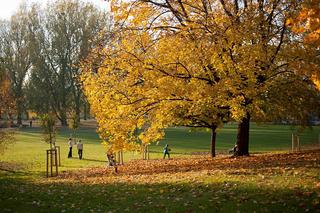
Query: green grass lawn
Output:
[[158, 124, 320, 154], [0, 123, 319, 175], [0, 123, 319, 212], [1, 174, 319, 213], [1, 150, 319, 213]]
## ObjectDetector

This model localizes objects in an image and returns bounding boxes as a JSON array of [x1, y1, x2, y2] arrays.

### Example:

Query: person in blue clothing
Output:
[[163, 144, 170, 159]]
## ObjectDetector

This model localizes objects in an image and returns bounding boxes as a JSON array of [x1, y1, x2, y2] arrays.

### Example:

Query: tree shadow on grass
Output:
[[1, 150, 319, 212], [0, 177, 319, 213], [0, 161, 34, 176], [79, 158, 106, 163], [66, 157, 106, 163]]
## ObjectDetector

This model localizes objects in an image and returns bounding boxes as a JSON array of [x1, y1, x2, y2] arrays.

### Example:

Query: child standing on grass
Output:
[[163, 144, 170, 159]]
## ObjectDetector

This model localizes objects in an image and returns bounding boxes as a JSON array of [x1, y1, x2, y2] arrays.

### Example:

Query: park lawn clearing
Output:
[[1, 150, 320, 212], [1, 123, 320, 212], [0, 124, 319, 175]]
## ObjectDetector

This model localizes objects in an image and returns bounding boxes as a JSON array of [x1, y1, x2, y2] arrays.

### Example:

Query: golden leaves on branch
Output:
[[287, 2, 320, 46], [82, 0, 320, 153], [286, 0, 320, 89]]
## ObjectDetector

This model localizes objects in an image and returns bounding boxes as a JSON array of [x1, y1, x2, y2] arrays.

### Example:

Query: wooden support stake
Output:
[[141, 145, 144, 159], [46, 149, 58, 178], [55, 146, 61, 166], [121, 150, 124, 165], [55, 149, 58, 175], [142, 144, 149, 160], [292, 133, 295, 152], [50, 149, 53, 176], [292, 134, 299, 152], [58, 146, 61, 166], [46, 150, 49, 178]]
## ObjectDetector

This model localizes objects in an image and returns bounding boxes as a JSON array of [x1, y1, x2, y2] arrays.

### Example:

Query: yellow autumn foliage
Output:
[[287, 0, 320, 89], [82, 0, 320, 152]]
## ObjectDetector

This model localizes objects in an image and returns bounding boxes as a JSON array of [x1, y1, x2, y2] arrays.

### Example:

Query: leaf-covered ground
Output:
[[1, 150, 320, 212]]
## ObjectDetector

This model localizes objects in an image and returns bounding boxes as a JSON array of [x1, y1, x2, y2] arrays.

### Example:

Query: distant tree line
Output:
[[0, 0, 110, 126]]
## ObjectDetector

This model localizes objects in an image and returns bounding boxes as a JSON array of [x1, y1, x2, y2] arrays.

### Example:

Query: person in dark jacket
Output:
[[163, 144, 170, 159], [67, 138, 73, 158]]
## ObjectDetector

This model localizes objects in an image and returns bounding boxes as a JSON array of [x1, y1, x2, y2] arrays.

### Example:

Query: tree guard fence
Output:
[[46, 148, 58, 177], [141, 144, 150, 160], [54, 146, 61, 166], [292, 134, 300, 152], [117, 150, 124, 165]]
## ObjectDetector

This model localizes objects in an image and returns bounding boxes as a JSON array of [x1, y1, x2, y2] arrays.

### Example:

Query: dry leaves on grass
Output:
[[0, 161, 26, 173], [54, 150, 320, 185]]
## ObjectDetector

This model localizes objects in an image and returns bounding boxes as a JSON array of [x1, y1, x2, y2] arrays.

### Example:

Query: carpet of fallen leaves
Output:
[[55, 150, 320, 186]]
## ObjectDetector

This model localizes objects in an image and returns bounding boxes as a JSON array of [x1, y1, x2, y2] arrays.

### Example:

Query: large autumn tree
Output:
[[82, 0, 319, 157]]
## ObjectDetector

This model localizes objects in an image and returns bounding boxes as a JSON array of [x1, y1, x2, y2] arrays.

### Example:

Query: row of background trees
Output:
[[0, 0, 110, 126]]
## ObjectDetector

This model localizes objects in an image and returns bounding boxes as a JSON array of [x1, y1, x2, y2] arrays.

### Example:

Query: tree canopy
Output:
[[82, 0, 320, 156], [287, 0, 320, 90], [0, 0, 111, 126], [26, 0, 110, 125], [0, 5, 31, 125]]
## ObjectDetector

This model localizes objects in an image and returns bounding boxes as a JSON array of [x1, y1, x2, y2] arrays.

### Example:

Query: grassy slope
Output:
[[159, 124, 320, 154], [1, 150, 319, 212], [0, 123, 319, 212], [0, 123, 319, 175]]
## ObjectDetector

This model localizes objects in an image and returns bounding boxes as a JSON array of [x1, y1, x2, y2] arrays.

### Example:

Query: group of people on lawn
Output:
[[67, 139, 238, 161], [67, 139, 172, 161], [67, 138, 83, 159]]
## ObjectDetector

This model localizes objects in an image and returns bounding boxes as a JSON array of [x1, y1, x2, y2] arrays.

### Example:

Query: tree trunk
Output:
[[60, 111, 68, 126], [83, 102, 87, 120], [88, 104, 91, 119], [17, 111, 22, 125], [26, 110, 29, 120], [60, 118, 68, 126], [210, 125, 217, 158], [76, 99, 81, 123], [236, 112, 250, 156]]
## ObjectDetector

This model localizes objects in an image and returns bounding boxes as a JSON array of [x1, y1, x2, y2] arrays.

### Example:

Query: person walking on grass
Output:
[[67, 138, 73, 158], [77, 140, 83, 160], [163, 144, 170, 159]]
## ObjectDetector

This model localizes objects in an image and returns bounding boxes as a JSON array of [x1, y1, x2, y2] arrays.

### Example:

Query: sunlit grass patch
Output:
[[1, 150, 319, 212], [0, 124, 319, 212]]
